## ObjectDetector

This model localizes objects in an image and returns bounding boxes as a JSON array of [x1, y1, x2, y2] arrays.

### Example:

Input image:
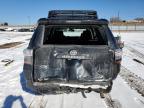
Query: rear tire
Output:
[[100, 81, 113, 93], [105, 81, 113, 93]]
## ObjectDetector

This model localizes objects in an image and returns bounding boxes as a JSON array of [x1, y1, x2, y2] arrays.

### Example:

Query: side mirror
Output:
[[115, 35, 124, 49]]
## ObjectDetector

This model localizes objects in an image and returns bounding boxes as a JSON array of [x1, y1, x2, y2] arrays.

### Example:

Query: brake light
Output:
[[114, 49, 122, 64], [23, 49, 33, 65]]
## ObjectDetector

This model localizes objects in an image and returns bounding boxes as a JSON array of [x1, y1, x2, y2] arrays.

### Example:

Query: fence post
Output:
[[135, 24, 136, 31], [126, 23, 128, 31]]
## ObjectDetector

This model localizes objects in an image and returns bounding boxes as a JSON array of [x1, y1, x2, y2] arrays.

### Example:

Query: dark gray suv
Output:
[[23, 10, 123, 94]]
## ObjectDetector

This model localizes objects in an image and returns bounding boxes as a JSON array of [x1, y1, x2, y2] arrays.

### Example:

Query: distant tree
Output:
[[122, 20, 126, 23], [0, 22, 8, 26], [4, 22, 8, 26]]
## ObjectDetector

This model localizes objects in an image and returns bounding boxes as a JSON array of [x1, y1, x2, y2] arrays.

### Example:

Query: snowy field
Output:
[[0, 31, 144, 108]]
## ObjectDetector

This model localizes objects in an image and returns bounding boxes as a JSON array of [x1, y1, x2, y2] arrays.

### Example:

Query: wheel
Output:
[[105, 81, 113, 93], [100, 81, 113, 93]]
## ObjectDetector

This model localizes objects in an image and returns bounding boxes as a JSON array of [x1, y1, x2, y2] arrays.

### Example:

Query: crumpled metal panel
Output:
[[34, 45, 113, 82]]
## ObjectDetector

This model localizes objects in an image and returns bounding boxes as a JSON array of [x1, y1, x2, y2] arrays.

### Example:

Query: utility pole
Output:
[[27, 16, 31, 29], [118, 11, 120, 21], [118, 11, 120, 34]]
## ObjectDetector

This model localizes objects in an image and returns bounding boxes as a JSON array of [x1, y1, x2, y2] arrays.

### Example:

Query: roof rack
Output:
[[37, 10, 109, 25], [48, 10, 98, 19]]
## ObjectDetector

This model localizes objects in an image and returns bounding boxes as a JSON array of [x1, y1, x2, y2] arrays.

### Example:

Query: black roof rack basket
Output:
[[48, 10, 98, 19]]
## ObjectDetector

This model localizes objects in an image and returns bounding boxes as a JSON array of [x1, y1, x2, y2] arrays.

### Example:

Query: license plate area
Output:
[[56, 54, 91, 60]]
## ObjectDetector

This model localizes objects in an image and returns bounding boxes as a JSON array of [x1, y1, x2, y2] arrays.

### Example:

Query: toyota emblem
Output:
[[69, 50, 77, 56]]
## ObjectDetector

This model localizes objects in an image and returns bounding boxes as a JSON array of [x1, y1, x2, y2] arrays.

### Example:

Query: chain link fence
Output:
[[109, 24, 144, 31]]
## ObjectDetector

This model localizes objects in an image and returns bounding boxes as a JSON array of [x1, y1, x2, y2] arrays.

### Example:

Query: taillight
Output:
[[114, 49, 122, 64], [23, 49, 33, 65], [23, 49, 33, 56]]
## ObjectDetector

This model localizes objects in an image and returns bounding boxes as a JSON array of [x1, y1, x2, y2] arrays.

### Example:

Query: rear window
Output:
[[43, 25, 108, 45]]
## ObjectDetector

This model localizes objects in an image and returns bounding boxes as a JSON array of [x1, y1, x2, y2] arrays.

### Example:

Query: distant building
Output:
[[134, 18, 144, 23], [126, 18, 144, 23], [127, 19, 143, 23]]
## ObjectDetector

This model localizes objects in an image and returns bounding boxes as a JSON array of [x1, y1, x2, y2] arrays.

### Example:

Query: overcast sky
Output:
[[0, 0, 144, 24]]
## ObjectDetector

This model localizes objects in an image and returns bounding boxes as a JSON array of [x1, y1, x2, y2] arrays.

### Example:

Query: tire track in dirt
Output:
[[0, 41, 28, 54], [125, 45, 144, 61], [103, 93, 122, 108], [28, 95, 44, 108], [120, 66, 144, 96], [38, 95, 50, 108]]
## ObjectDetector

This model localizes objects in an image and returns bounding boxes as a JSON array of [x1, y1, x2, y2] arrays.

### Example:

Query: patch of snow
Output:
[[0, 32, 144, 108]]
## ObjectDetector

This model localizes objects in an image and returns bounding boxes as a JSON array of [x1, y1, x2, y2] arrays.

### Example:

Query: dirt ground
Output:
[[0, 42, 23, 49]]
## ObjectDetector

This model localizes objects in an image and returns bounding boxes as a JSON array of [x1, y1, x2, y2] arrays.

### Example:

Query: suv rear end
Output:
[[23, 10, 122, 94]]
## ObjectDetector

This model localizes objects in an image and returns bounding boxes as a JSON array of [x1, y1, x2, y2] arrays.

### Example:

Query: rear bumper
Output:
[[27, 79, 112, 93], [34, 82, 110, 89]]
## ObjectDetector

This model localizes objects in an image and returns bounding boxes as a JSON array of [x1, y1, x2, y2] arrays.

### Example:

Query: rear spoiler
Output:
[[37, 18, 109, 25]]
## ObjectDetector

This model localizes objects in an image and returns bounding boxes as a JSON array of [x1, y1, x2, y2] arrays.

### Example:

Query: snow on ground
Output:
[[0, 32, 35, 108], [0, 32, 144, 108], [114, 32, 144, 79], [113, 32, 144, 55], [111, 76, 144, 108], [120, 32, 144, 55], [0, 32, 32, 45]]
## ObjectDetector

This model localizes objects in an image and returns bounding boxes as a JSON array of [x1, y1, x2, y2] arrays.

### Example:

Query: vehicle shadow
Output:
[[2, 95, 27, 108], [20, 72, 36, 95]]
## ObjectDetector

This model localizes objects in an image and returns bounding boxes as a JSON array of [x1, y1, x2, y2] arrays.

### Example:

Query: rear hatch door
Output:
[[34, 45, 113, 83]]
